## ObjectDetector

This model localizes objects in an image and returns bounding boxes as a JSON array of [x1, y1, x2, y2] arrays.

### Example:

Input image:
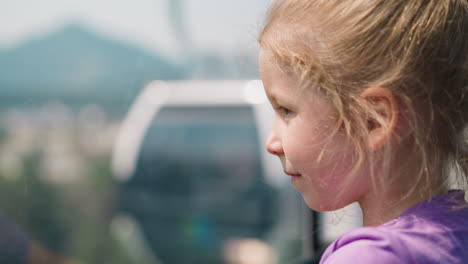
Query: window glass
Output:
[[118, 106, 277, 263]]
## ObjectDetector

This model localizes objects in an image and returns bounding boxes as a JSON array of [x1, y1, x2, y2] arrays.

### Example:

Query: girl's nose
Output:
[[266, 132, 283, 156]]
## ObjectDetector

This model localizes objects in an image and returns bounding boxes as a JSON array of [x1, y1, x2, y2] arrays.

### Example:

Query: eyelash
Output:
[[277, 106, 293, 118]]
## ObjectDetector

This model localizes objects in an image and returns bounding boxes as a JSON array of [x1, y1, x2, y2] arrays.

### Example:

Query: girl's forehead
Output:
[[260, 49, 296, 80], [260, 56, 298, 91], [259, 47, 326, 102], [259, 49, 278, 72]]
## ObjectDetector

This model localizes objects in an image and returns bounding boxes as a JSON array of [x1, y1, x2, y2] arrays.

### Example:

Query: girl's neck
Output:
[[358, 139, 449, 226], [359, 190, 418, 226], [359, 184, 449, 226]]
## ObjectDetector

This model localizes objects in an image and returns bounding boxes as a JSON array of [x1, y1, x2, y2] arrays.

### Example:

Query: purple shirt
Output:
[[320, 191, 468, 263]]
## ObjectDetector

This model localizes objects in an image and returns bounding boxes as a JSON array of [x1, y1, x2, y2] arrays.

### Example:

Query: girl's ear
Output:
[[360, 86, 399, 151]]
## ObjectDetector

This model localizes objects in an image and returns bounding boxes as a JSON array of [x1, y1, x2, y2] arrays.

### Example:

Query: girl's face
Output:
[[259, 49, 370, 211]]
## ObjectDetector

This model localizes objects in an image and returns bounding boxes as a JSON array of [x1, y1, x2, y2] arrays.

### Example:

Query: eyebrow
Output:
[[265, 90, 276, 103], [266, 89, 292, 106], [264, 88, 278, 103]]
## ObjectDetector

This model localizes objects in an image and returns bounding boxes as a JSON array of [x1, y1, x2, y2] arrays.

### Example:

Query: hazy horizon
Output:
[[0, 0, 270, 60]]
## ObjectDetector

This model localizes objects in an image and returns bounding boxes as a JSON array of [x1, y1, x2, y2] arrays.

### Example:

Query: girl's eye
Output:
[[277, 106, 293, 118]]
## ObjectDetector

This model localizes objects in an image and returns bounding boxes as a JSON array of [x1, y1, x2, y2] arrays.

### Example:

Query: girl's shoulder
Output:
[[319, 224, 408, 264], [320, 190, 468, 264]]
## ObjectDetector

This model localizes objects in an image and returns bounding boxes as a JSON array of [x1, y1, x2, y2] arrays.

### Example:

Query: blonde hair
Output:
[[259, 0, 468, 201]]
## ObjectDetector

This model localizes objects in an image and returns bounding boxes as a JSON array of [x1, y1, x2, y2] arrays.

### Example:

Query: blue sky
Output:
[[0, 0, 270, 59]]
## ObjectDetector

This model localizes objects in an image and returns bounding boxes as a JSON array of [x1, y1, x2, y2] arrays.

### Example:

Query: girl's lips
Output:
[[285, 171, 302, 184], [285, 171, 301, 177]]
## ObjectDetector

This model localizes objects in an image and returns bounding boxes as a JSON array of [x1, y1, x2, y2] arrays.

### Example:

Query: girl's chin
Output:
[[302, 195, 349, 212]]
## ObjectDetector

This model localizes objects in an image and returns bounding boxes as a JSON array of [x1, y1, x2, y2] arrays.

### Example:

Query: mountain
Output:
[[0, 24, 187, 106]]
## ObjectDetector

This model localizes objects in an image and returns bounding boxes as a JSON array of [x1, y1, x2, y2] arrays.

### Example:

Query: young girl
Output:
[[258, 0, 468, 263]]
